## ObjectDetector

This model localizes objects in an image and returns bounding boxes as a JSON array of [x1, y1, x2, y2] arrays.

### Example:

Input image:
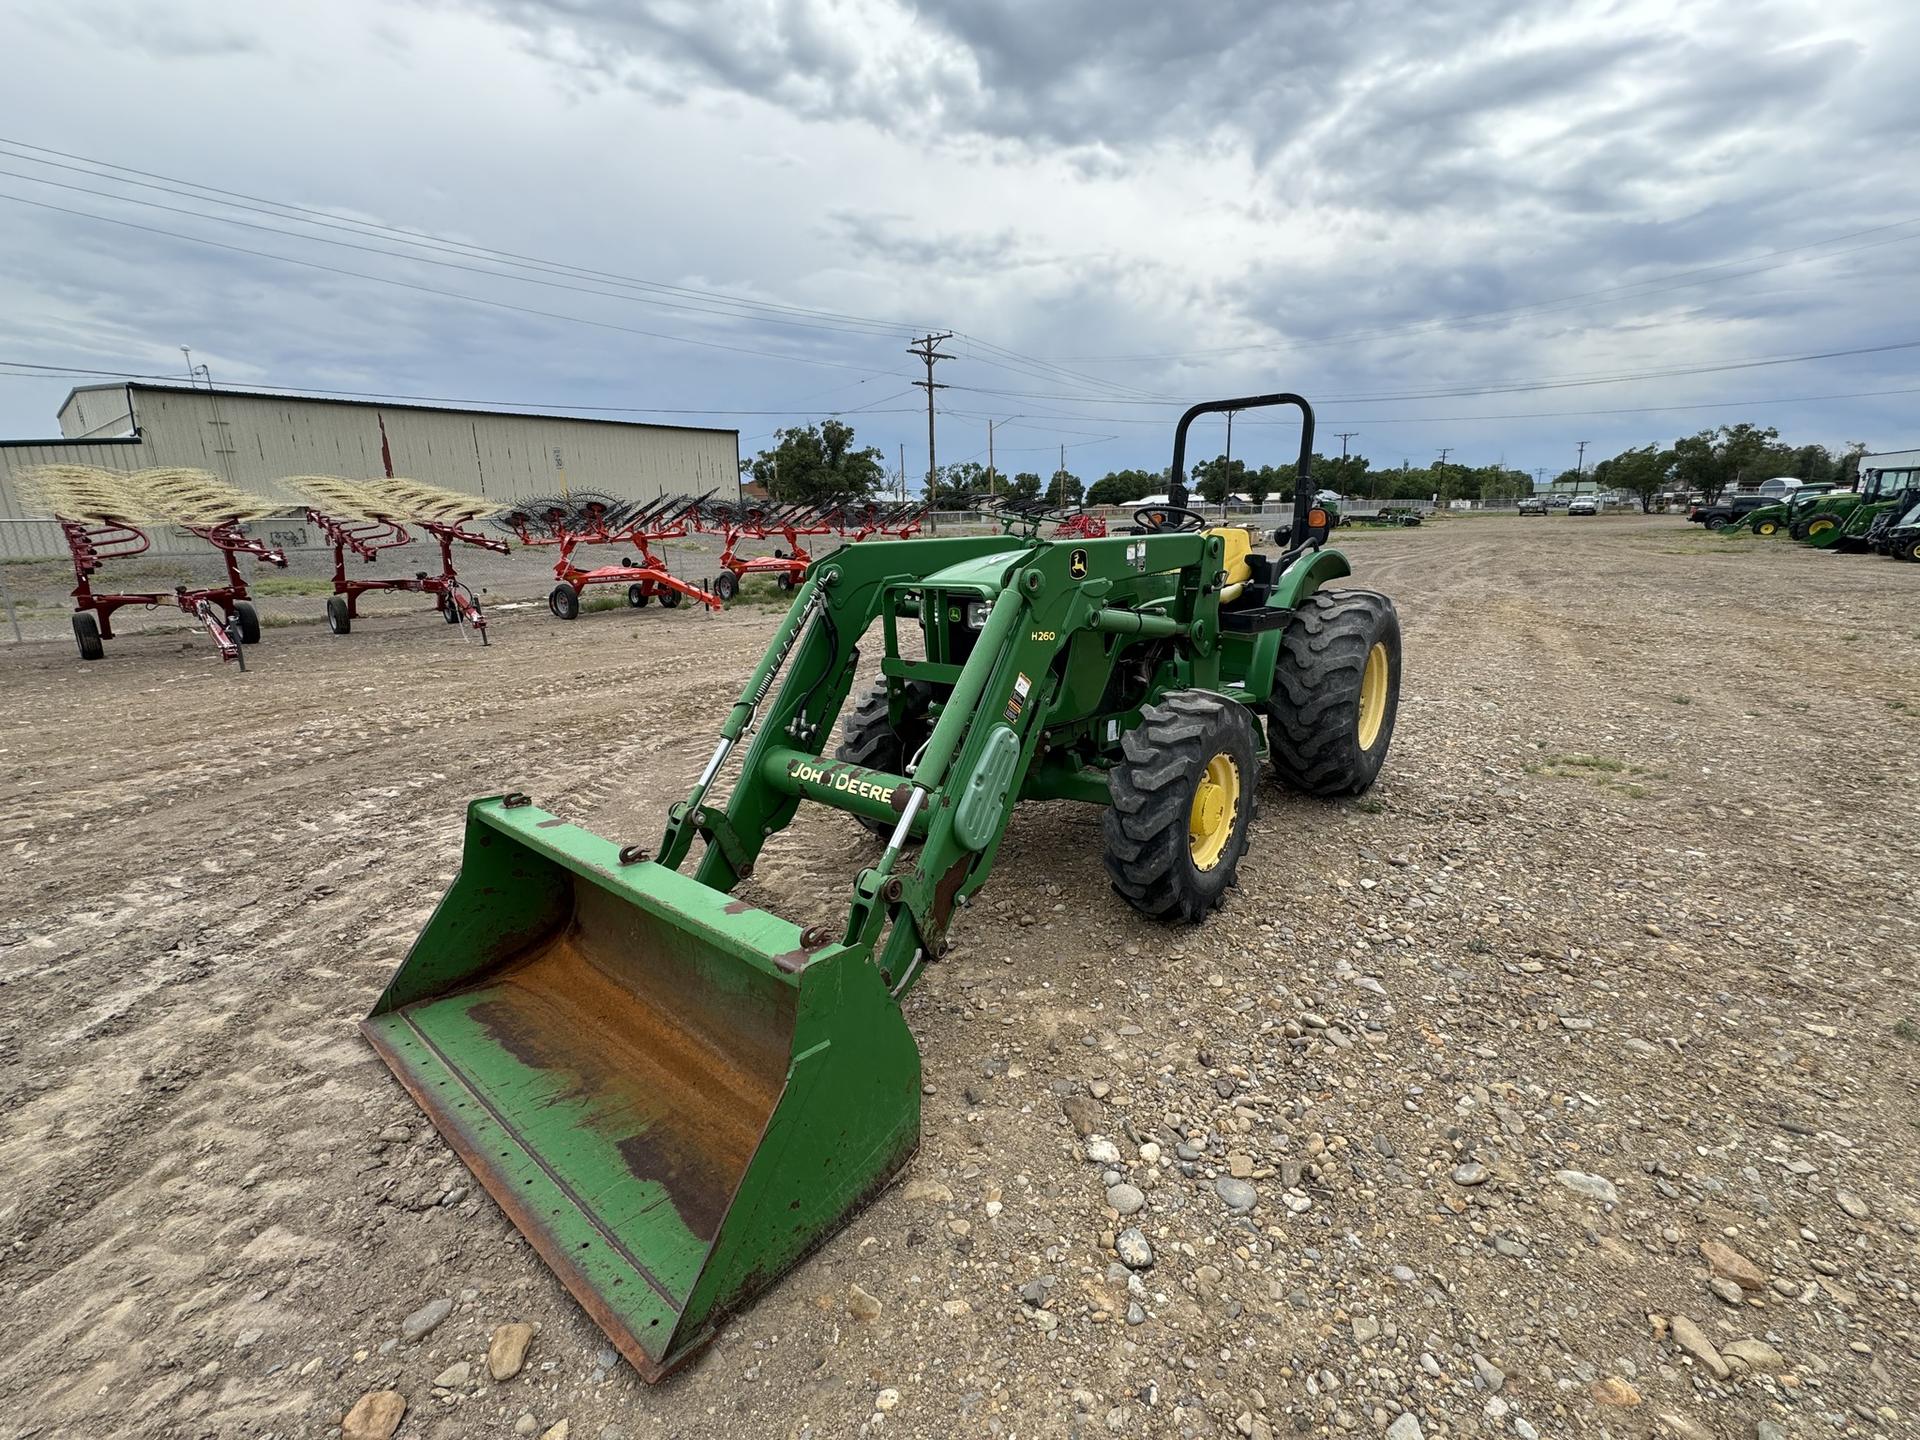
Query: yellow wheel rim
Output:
[[1758, 522, 1776, 535], [1809, 518, 1833, 535], [1188, 754, 1240, 871], [1357, 641, 1390, 750]]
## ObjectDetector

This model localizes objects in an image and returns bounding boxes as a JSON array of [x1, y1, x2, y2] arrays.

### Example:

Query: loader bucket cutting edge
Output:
[[362, 797, 922, 1381]]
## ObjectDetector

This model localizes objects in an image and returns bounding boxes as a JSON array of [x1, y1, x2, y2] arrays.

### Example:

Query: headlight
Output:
[[965, 600, 992, 628]]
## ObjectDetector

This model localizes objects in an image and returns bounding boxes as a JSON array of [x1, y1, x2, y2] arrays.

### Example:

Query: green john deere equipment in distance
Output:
[[1796, 466, 1917, 548], [360, 392, 1402, 1383], [1722, 484, 1834, 537]]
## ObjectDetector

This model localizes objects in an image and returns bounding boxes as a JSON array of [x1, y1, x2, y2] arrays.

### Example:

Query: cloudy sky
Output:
[[2, 0, 1917, 485]]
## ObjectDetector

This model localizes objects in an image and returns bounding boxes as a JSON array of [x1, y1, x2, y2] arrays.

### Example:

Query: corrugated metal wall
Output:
[[0, 385, 740, 557]]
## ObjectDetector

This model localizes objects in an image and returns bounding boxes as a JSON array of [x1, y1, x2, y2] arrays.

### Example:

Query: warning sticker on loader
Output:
[[1005, 672, 1032, 724]]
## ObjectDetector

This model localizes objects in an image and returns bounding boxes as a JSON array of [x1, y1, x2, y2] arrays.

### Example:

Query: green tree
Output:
[[1474, 466, 1533, 503], [927, 460, 991, 508], [1191, 454, 1248, 505], [1086, 468, 1160, 507], [1835, 440, 1868, 488], [1669, 431, 1721, 500], [1715, 422, 1780, 491], [741, 419, 884, 502], [1312, 452, 1370, 498], [1246, 464, 1279, 508], [1048, 468, 1084, 506], [1592, 444, 1671, 513], [1008, 471, 1044, 502]]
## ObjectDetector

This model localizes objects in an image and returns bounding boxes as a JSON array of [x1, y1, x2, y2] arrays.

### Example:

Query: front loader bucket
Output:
[[362, 796, 921, 1381]]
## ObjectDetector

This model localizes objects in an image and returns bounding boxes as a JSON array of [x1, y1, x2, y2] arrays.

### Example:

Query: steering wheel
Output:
[[1133, 504, 1211, 533]]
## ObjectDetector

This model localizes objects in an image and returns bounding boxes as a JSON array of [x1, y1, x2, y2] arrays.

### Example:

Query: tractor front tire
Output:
[[836, 678, 936, 837], [326, 595, 351, 634], [1266, 590, 1401, 796], [1103, 691, 1258, 924]]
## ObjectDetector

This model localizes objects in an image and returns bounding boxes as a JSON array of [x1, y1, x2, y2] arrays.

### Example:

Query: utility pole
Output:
[[987, 421, 996, 498], [1436, 447, 1452, 467], [1333, 431, 1360, 502], [1059, 442, 1066, 505], [1222, 412, 1234, 517], [899, 444, 906, 504], [908, 333, 953, 527], [1574, 439, 1590, 496]]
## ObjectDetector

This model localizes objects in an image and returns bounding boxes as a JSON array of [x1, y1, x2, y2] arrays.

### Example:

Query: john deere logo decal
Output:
[[1068, 547, 1088, 578]]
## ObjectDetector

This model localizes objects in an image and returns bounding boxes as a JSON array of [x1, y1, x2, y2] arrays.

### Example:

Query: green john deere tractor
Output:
[[1723, 484, 1835, 537], [1796, 466, 1918, 548], [360, 393, 1401, 1381]]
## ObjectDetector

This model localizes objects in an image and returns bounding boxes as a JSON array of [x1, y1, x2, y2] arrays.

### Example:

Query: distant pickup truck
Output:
[[1687, 495, 1773, 529]]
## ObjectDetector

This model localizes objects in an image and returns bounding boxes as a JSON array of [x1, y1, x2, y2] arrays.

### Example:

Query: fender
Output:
[[1269, 546, 1352, 609]]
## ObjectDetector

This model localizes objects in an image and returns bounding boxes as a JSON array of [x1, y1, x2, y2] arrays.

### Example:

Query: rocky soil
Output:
[[0, 515, 1914, 1440]]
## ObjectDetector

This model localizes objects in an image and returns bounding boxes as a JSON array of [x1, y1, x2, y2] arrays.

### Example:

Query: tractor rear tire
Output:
[[234, 601, 261, 644], [73, 611, 104, 661], [326, 595, 351, 634], [1103, 691, 1258, 924], [550, 584, 580, 620], [836, 677, 936, 838], [1265, 590, 1401, 796], [627, 584, 651, 608]]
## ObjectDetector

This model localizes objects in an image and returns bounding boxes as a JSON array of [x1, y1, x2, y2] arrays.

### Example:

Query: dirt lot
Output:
[[1, 516, 1915, 1440]]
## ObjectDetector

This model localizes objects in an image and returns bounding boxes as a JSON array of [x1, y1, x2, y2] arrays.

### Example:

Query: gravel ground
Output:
[[0, 515, 1915, 1440]]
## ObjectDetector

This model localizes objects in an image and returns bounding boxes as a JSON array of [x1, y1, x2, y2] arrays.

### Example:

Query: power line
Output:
[[0, 139, 1170, 406], [940, 337, 1920, 410], [0, 137, 925, 339], [0, 190, 906, 378]]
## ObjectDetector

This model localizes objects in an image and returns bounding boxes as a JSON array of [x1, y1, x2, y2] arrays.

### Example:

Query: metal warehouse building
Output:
[[0, 382, 740, 555]]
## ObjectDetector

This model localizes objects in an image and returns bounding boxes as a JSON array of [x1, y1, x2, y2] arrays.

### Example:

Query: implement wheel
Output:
[[836, 678, 936, 837], [1103, 691, 1258, 923], [1266, 590, 1401, 796], [326, 595, 351, 634], [549, 584, 580, 620], [659, 586, 683, 609], [72, 611, 104, 661], [627, 584, 651, 608], [442, 593, 462, 624], [713, 571, 740, 602], [234, 600, 261, 645]]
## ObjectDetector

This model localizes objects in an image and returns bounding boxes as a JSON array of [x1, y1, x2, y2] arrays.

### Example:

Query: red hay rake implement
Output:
[[291, 477, 508, 644], [831, 497, 928, 543], [693, 497, 835, 600], [21, 465, 287, 668], [694, 494, 923, 601], [496, 490, 720, 620]]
